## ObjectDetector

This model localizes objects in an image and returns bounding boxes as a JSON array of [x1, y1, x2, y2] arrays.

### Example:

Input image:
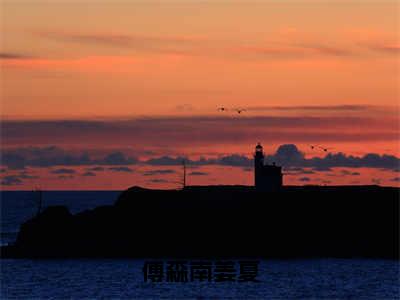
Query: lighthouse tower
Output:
[[254, 143, 283, 191], [254, 143, 265, 187]]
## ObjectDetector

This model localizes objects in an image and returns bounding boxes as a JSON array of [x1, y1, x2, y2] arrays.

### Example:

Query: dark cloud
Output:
[[189, 171, 209, 176], [0, 146, 137, 169], [272, 144, 304, 165], [0, 146, 88, 169], [299, 177, 311, 182], [284, 167, 315, 175], [340, 170, 352, 175], [340, 170, 360, 176], [1, 152, 27, 169], [17, 171, 39, 179], [300, 170, 315, 174], [152, 156, 233, 168], [0, 170, 39, 186], [312, 166, 333, 172], [390, 177, 400, 182], [0, 52, 32, 60], [217, 155, 252, 167], [103, 152, 137, 165], [0, 168, 7, 173], [246, 105, 372, 112], [148, 144, 400, 171], [143, 169, 175, 176], [3, 115, 397, 150], [272, 145, 399, 171], [1, 144, 399, 172], [86, 166, 105, 172], [146, 156, 187, 166], [82, 171, 96, 177], [148, 179, 169, 183], [51, 168, 76, 174], [108, 167, 134, 173], [1, 176, 23, 186]]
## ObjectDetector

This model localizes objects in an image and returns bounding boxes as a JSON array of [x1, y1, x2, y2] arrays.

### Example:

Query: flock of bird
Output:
[[310, 145, 334, 153], [218, 107, 246, 114], [217, 107, 335, 154]]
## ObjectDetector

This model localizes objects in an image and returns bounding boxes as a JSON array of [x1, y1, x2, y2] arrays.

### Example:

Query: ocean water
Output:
[[2, 259, 399, 299], [1, 191, 399, 299]]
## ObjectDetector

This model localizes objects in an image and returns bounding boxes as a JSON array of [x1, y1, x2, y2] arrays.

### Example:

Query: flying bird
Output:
[[318, 146, 334, 152], [218, 107, 228, 112], [236, 109, 246, 114], [310, 144, 319, 150]]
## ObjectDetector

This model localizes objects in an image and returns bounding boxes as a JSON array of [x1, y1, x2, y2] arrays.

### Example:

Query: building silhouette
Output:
[[254, 143, 283, 191]]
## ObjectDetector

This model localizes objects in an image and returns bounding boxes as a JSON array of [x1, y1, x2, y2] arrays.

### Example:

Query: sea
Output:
[[1, 191, 399, 299]]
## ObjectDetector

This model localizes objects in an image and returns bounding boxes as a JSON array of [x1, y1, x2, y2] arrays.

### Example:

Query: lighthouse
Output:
[[254, 143, 283, 191], [254, 143, 265, 187]]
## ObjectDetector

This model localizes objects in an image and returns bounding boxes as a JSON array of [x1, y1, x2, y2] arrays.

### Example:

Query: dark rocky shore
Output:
[[1, 185, 399, 259]]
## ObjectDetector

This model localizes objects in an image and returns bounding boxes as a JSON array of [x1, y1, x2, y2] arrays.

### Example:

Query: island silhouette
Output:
[[1, 144, 399, 259]]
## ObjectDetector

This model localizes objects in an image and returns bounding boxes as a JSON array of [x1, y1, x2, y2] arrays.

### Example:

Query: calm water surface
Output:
[[2, 259, 399, 299], [1, 192, 399, 299]]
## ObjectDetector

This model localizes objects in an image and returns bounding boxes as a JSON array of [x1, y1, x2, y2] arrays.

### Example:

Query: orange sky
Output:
[[2, 1, 399, 117], [1, 1, 399, 189]]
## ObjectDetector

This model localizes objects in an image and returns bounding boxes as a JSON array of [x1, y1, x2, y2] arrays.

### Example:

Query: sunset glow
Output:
[[1, 1, 399, 189]]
